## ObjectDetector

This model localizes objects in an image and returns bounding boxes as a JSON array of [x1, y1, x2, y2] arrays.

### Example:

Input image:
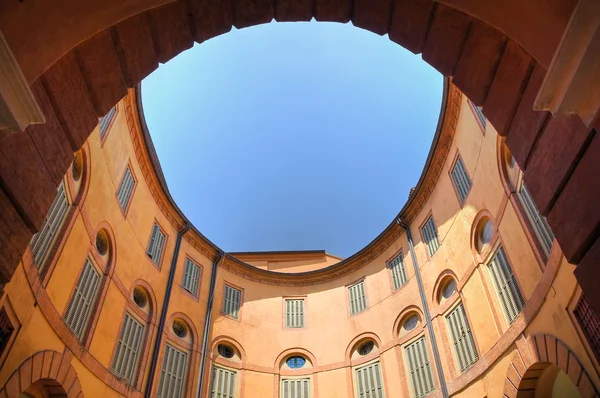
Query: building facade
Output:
[[0, 82, 598, 398]]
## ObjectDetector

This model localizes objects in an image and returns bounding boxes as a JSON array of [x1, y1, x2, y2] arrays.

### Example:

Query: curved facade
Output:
[[0, 82, 598, 398]]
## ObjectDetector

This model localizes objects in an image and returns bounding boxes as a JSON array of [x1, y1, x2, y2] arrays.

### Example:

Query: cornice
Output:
[[127, 79, 461, 286]]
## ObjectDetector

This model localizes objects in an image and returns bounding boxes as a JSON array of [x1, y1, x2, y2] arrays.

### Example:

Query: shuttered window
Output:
[[473, 106, 486, 128], [99, 106, 116, 140], [281, 378, 310, 398], [285, 299, 305, 328], [146, 223, 166, 265], [116, 166, 136, 212], [450, 156, 472, 203], [518, 183, 554, 256], [406, 337, 435, 398], [488, 247, 525, 323], [64, 258, 101, 340], [210, 366, 237, 398], [111, 313, 145, 383], [348, 281, 367, 315], [446, 303, 478, 372], [182, 258, 201, 296], [0, 309, 14, 357], [388, 253, 407, 290], [355, 362, 385, 398], [421, 217, 440, 257], [574, 295, 600, 361], [30, 182, 69, 271], [157, 344, 188, 398], [223, 285, 241, 319]]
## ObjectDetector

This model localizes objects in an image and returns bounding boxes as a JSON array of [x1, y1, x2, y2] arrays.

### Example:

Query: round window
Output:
[[480, 219, 493, 247], [132, 287, 147, 308], [441, 279, 457, 300], [218, 344, 234, 359], [95, 230, 109, 256], [72, 151, 83, 181], [172, 320, 187, 338], [286, 356, 306, 369], [358, 341, 374, 356], [403, 315, 419, 332]]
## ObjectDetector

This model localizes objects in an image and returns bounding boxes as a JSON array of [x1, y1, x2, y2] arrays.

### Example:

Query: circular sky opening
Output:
[[141, 21, 443, 258]]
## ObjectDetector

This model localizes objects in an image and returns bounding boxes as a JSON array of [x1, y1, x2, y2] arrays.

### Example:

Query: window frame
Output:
[[352, 358, 386, 398], [420, 214, 441, 259], [110, 310, 146, 385], [156, 341, 190, 398], [115, 162, 137, 217], [486, 244, 526, 326], [467, 99, 486, 133], [209, 364, 238, 398], [283, 297, 307, 329], [448, 152, 472, 205], [0, 297, 20, 370], [99, 105, 118, 146], [221, 282, 243, 321], [180, 256, 202, 298], [515, 178, 555, 259], [386, 249, 408, 292], [146, 221, 168, 268], [445, 301, 479, 372], [280, 376, 311, 398], [403, 334, 436, 398], [346, 278, 368, 317]]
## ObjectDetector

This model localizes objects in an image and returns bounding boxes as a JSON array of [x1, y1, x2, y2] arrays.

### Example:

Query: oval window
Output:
[[172, 320, 187, 338], [441, 279, 457, 300], [218, 344, 234, 359], [358, 341, 374, 356], [133, 287, 147, 308], [404, 315, 419, 332], [286, 356, 306, 369]]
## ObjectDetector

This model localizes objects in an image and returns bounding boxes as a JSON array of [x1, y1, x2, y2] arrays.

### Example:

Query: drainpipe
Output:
[[144, 222, 190, 397], [398, 219, 449, 398], [195, 251, 224, 398]]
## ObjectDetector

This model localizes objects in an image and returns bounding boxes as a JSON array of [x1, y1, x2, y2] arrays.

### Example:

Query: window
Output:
[[210, 366, 236, 398], [450, 156, 472, 203], [488, 246, 525, 323], [286, 356, 306, 369], [405, 337, 435, 398], [157, 344, 188, 398], [348, 280, 367, 315], [30, 182, 69, 271], [470, 101, 486, 129], [285, 299, 305, 328], [172, 320, 187, 339], [182, 258, 201, 296], [99, 106, 116, 140], [388, 253, 407, 290], [0, 309, 14, 358], [358, 341, 374, 356], [146, 223, 166, 266], [111, 313, 145, 383], [574, 295, 600, 361], [355, 362, 385, 398], [63, 258, 101, 340], [281, 378, 310, 398], [518, 183, 554, 256], [218, 344, 234, 359], [446, 303, 478, 372], [421, 216, 440, 257], [116, 166, 136, 212], [223, 285, 241, 319]]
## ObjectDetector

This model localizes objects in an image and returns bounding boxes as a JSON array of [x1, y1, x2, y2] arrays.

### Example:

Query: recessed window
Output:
[[95, 229, 109, 256], [223, 285, 242, 319], [116, 165, 136, 212], [355, 362, 385, 397], [446, 302, 478, 371], [133, 287, 148, 308], [157, 344, 188, 398], [441, 279, 457, 300], [286, 356, 306, 369], [146, 223, 166, 266], [421, 216, 440, 257], [64, 258, 101, 340], [450, 155, 472, 203], [172, 320, 187, 339], [574, 295, 600, 362], [0, 309, 15, 358], [404, 315, 419, 332], [281, 378, 310, 398], [358, 341, 375, 356], [481, 219, 493, 246], [348, 281, 367, 315], [388, 252, 407, 290], [182, 258, 201, 296], [518, 183, 555, 257], [99, 106, 116, 140], [218, 344, 234, 359], [285, 299, 305, 328], [405, 337, 435, 397], [210, 366, 236, 398], [111, 313, 145, 384], [72, 151, 83, 181], [488, 246, 525, 323]]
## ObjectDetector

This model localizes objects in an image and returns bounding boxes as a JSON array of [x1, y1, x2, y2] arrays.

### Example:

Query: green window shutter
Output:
[[355, 362, 385, 398], [111, 313, 145, 383], [147, 224, 166, 265], [488, 246, 525, 323], [518, 183, 554, 256], [63, 258, 101, 340], [450, 156, 472, 203], [388, 253, 408, 290], [446, 303, 478, 372], [421, 217, 440, 256], [349, 281, 367, 315], [405, 337, 435, 398], [223, 285, 241, 319], [99, 106, 116, 139], [116, 166, 136, 211], [281, 378, 310, 398], [210, 366, 237, 398], [157, 344, 188, 398], [285, 299, 305, 328], [30, 182, 70, 271], [182, 258, 200, 296]]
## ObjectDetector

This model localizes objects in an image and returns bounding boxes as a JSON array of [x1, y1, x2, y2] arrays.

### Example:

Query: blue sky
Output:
[[142, 21, 443, 258]]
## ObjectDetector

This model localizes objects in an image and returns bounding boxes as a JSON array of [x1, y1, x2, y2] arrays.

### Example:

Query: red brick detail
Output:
[[26, 81, 73, 184], [190, 0, 234, 43], [388, 0, 434, 54], [4, 374, 19, 398], [41, 351, 53, 378], [567, 352, 583, 386], [576, 239, 600, 317], [505, 63, 549, 168], [579, 373, 597, 398], [62, 367, 77, 394], [74, 30, 127, 116], [534, 335, 547, 362], [274, 0, 313, 22], [0, 126, 55, 231], [524, 115, 590, 215], [233, 0, 274, 29], [18, 358, 32, 393], [41, 52, 98, 151], [352, 0, 393, 36], [549, 132, 600, 263], [422, 4, 471, 76], [314, 0, 352, 23], [67, 379, 82, 398], [453, 20, 507, 105], [113, 13, 159, 87], [147, 1, 194, 64], [503, 378, 517, 398], [557, 341, 569, 373], [56, 350, 73, 384], [0, 190, 32, 284], [545, 335, 557, 366], [511, 352, 526, 377], [506, 363, 520, 389], [48, 352, 62, 379], [0, 389, 7, 398], [483, 40, 534, 136], [31, 352, 44, 382]]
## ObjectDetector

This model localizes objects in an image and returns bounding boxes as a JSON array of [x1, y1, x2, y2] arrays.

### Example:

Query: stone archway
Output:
[[504, 334, 599, 398], [0, 350, 83, 397], [0, 0, 598, 319]]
